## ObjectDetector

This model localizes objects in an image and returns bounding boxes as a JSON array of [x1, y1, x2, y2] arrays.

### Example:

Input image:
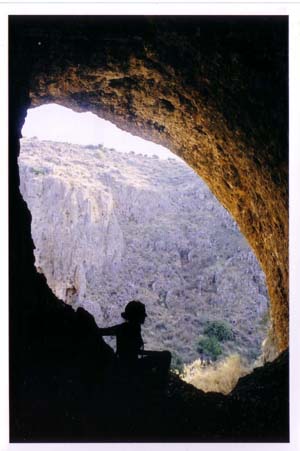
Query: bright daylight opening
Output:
[[19, 104, 270, 394]]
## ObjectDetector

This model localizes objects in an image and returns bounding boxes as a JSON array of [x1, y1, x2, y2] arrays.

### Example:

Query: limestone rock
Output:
[[19, 140, 124, 309]]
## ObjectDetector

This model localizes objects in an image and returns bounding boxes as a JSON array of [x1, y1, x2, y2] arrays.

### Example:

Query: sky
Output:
[[22, 103, 181, 161]]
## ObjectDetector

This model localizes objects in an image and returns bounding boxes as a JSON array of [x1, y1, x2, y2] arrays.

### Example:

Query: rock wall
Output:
[[19, 140, 124, 304]]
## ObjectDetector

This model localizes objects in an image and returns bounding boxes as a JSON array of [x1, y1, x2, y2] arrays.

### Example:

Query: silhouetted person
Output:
[[98, 300, 171, 387]]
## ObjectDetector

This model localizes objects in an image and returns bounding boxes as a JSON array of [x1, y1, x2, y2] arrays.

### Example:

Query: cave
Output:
[[19, 103, 272, 381], [9, 16, 289, 442]]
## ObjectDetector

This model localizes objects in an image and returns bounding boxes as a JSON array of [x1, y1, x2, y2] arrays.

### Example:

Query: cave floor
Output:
[[11, 350, 289, 443]]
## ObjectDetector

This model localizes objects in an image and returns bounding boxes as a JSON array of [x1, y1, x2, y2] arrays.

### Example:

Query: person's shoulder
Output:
[[115, 322, 126, 332]]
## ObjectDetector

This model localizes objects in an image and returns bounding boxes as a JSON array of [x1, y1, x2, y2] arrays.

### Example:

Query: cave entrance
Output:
[[19, 103, 271, 394]]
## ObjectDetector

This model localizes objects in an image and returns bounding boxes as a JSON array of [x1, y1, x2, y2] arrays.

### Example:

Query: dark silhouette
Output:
[[97, 300, 172, 388]]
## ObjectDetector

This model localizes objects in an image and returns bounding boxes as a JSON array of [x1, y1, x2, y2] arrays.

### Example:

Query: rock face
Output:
[[19, 137, 269, 364], [19, 139, 124, 305]]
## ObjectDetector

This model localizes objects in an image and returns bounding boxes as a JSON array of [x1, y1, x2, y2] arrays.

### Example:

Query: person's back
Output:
[[98, 300, 171, 387], [114, 321, 144, 362], [97, 301, 146, 363]]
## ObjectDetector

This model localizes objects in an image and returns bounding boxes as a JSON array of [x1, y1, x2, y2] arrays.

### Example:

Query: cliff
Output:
[[19, 137, 269, 365]]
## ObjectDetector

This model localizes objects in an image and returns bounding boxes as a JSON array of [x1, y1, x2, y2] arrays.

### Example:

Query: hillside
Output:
[[19, 138, 269, 367]]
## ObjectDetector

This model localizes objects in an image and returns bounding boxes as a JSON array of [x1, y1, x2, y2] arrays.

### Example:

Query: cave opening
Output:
[[9, 15, 289, 442], [19, 103, 271, 394]]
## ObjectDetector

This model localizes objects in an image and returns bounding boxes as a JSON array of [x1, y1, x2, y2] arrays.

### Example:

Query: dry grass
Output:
[[181, 354, 250, 395]]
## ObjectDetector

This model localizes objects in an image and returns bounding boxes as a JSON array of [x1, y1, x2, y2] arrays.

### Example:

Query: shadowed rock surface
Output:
[[9, 16, 288, 442]]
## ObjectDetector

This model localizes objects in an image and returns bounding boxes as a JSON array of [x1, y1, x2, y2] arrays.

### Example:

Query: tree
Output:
[[204, 320, 233, 342], [197, 336, 222, 361]]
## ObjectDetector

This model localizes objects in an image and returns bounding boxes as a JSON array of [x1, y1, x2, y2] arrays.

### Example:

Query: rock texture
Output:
[[19, 138, 269, 364], [19, 140, 124, 304], [9, 16, 289, 442]]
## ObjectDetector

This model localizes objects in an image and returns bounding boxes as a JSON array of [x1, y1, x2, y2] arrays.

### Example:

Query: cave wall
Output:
[[9, 14, 288, 442], [12, 15, 288, 349]]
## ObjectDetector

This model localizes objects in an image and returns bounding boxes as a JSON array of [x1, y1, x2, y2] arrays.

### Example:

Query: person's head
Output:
[[121, 300, 147, 324]]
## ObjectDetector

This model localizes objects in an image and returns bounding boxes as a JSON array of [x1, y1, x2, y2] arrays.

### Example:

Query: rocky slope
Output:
[[18, 137, 269, 365]]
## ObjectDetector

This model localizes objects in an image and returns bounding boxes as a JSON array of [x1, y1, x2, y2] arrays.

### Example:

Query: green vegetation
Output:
[[204, 320, 234, 342], [196, 321, 234, 361], [197, 336, 222, 361]]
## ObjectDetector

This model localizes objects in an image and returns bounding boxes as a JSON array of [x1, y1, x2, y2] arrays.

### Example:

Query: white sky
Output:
[[22, 103, 181, 160]]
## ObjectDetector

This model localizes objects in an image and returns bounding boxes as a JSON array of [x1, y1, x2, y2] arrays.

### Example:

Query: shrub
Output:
[[204, 320, 233, 342], [181, 354, 250, 394], [197, 336, 222, 361]]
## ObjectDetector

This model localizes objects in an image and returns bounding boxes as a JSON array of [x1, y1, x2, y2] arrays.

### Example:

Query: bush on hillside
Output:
[[204, 320, 234, 342], [197, 336, 222, 361]]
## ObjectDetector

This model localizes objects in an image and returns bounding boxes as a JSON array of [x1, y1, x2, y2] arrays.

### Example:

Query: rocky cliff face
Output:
[[19, 137, 269, 365], [19, 139, 124, 306]]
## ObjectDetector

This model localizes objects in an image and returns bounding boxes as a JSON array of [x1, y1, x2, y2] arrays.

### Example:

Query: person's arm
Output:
[[98, 324, 120, 336], [139, 349, 157, 356]]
